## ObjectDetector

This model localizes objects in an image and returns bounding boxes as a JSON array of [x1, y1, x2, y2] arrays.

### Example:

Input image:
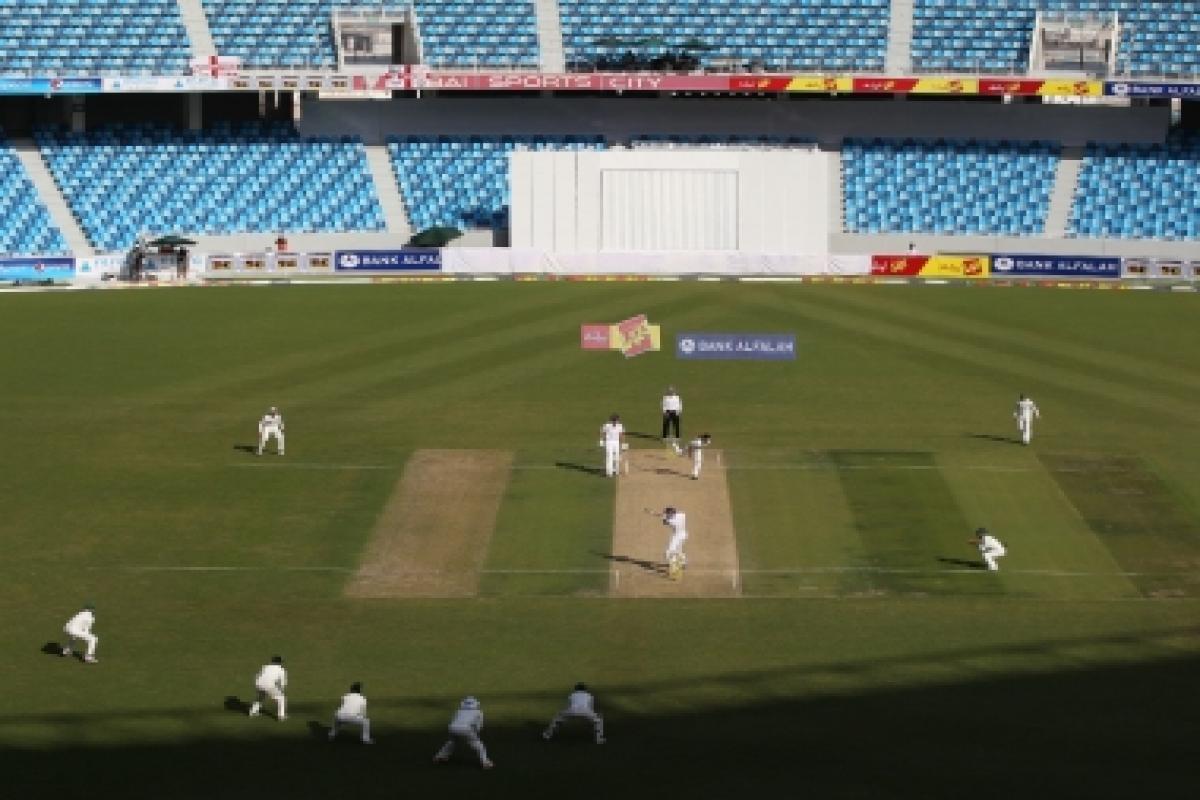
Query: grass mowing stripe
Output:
[[1040, 453, 1200, 597], [833, 450, 1003, 595], [480, 449, 613, 596]]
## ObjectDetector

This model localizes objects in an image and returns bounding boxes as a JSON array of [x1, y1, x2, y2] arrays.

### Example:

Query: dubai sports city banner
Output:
[[870, 254, 990, 278]]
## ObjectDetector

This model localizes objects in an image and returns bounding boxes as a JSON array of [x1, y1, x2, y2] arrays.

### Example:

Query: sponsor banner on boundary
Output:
[[979, 78, 1101, 96], [0, 77, 102, 95], [410, 70, 730, 92], [1106, 81, 1200, 99], [850, 77, 977, 94], [0, 256, 75, 283], [334, 249, 441, 272], [1122, 257, 1199, 279], [580, 317, 662, 355], [676, 332, 796, 361], [991, 254, 1121, 278], [870, 254, 990, 278]]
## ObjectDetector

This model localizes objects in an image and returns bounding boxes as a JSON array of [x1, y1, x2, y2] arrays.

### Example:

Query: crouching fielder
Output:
[[257, 406, 285, 456], [673, 433, 712, 480], [1013, 394, 1040, 445], [543, 682, 605, 744], [329, 682, 373, 744], [248, 655, 288, 720], [61, 603, 99, 663], [434, 696, 493, 769], [970, 527, 1007, 572]]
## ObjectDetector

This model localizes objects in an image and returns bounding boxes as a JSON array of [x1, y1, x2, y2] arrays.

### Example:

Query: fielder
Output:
[[970, 527, 1007, 572], [600, 413, 625, 478], [673, 433, 712, 480], [543, 682, 605, 744], [61, 603, 99, 663], [433, 696, 493, 769], [248, 655, 288, 720], [655, 506, 688, 579], [257, 406, 285, 456], [1013, 394, 1040, 445], [329, 682, 373, 744], [661, 386, 682, 441]]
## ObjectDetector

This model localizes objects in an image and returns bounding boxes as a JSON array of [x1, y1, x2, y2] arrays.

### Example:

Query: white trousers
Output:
[[436, 725, 489, 764], [63, 627, 97, 658], [331, 712, 371, 742], [545, 709, 604, 740], [604, 442, 621, 476], [665, 531, 688, 564], [258, 427, 285, 454], [691, 449, 703, 478], [982, 545, 1007, 571], [250, 684, 286, 718], [1017, 415, 1034, 444]]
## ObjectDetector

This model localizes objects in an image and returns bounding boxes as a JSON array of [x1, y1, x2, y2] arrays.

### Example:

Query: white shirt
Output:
[[259, 412, 284, 432], [665, 511, 687, 537], [65, 610, 94, 634], [601, 420, 624, 445], [978, 534, 1004, 553], [688, 437, 706, 454], [662, 392, 682, 413], [337, 692, 368, 717], [256, 663, 287, 690], [566, 690, 595, 714], [1015, 398, 1039, 419], [450, 707, 483, 732]]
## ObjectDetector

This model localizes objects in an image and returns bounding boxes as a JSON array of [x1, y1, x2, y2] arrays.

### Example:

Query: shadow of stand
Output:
[[307, 721, 330, 741], [593, 550, 669, 577], [937, 557, 986, 570]]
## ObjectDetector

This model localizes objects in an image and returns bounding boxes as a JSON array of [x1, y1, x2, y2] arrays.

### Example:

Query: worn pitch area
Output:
[[345, 449, 512, 597], [611, 447, 740, 597]]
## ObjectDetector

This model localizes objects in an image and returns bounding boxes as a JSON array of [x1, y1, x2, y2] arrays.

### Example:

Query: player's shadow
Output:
[[232, 444, 258, 454], [223, 696, 251, 714], [966, 433, 1022, 446], [306, 721, 329, 741], [593, 550, 668, 576], [554, 461, 606, 476], [937, 557, 986, 570], [625, 431, 660, 441], [41, 642, 66, 657]]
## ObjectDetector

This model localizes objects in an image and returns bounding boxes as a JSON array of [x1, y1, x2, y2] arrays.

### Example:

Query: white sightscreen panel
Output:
[[600, 169, 738, 251]]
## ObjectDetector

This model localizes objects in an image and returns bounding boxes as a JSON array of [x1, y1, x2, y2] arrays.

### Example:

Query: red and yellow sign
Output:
[[979, 78, 1101, 96], [785, 76, 853, 92], [579, 315, 662, 357], [871, 254, 991, 278]]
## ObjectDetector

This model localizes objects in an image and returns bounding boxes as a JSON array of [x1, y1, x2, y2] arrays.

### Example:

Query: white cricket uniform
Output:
[[257, 411, 285, 455], [1014, 398, 1040, 445], [250, 663, 288, 719], [63, 609, 98, 659], [664, 511, 688, 565], [686, 437, 706, 479], [601, 420, 625, 477], [544, 690, 605, 743], [978, 534, 1007, 571], [435, 706, 490, 765], [330, 692, 372, 743]]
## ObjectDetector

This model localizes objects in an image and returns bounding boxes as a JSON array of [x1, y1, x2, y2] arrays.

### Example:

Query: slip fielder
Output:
[[433, 696, 493, 769], [970, 527, 1007, 572], [1013, 394, 1040, 445], [257, 406, 285, 456], [61, 603, 99, 663], [248, 655, 288, 720], [543, 682, 605, 744], [329, 681, 373, 744]]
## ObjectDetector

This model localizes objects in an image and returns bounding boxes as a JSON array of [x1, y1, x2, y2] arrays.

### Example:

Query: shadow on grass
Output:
[[41, 642, 63, 657], [936, 557, 986, 570], [224, 696, 251, 714], [966, 433, 1022, 446], [554, 461, 606, 476], [7, 632, 1200, 799], [232, 444, 258, 454], [592, 550, 667, 576], [625, 431, 660, 441]]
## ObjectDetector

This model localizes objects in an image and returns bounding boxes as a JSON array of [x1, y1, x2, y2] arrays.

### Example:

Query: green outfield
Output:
[[1, 282, 1197, 799]]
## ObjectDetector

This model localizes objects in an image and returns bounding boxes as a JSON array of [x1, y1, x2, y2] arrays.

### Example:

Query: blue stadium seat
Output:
[[36, 122, 385, 252], [0, 128, 68, 255], [842, 138, 1059, 236], [1070, 133, 1200, 240]]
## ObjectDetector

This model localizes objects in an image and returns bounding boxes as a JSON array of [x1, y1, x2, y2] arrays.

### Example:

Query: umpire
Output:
[[661, 386, 682, 440]]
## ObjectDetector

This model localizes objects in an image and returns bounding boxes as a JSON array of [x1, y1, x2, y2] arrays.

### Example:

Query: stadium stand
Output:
[[911, 0, 1200, 76], [203, 0, 538, 69], [36, 122, 385, 252], [1069, 134, 1200, 240], [558, 0, 890, 71], [387, 134, 606, 231], [0, 130, 68, 256], [0, 0, 190, 74], [842, 138, 1059, 236]]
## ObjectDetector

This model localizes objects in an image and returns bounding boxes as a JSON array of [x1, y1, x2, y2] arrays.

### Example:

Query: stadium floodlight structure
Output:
[[1029, 10, 1119, 77]]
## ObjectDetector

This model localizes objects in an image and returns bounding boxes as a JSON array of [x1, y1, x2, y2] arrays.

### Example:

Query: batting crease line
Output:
[[85, 566, 1197, 578]]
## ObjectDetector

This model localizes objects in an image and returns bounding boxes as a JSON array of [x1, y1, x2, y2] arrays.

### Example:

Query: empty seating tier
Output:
[[414, 1, 540, 68], [387, 134, 606, 232], [0, 130, 67, 255], [0, 0, 189, 74], [1070, 134, 1200, 240], [36, 122, 384, 252], [559, 0, 890, 72], [842, 138, 1059, 236]]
